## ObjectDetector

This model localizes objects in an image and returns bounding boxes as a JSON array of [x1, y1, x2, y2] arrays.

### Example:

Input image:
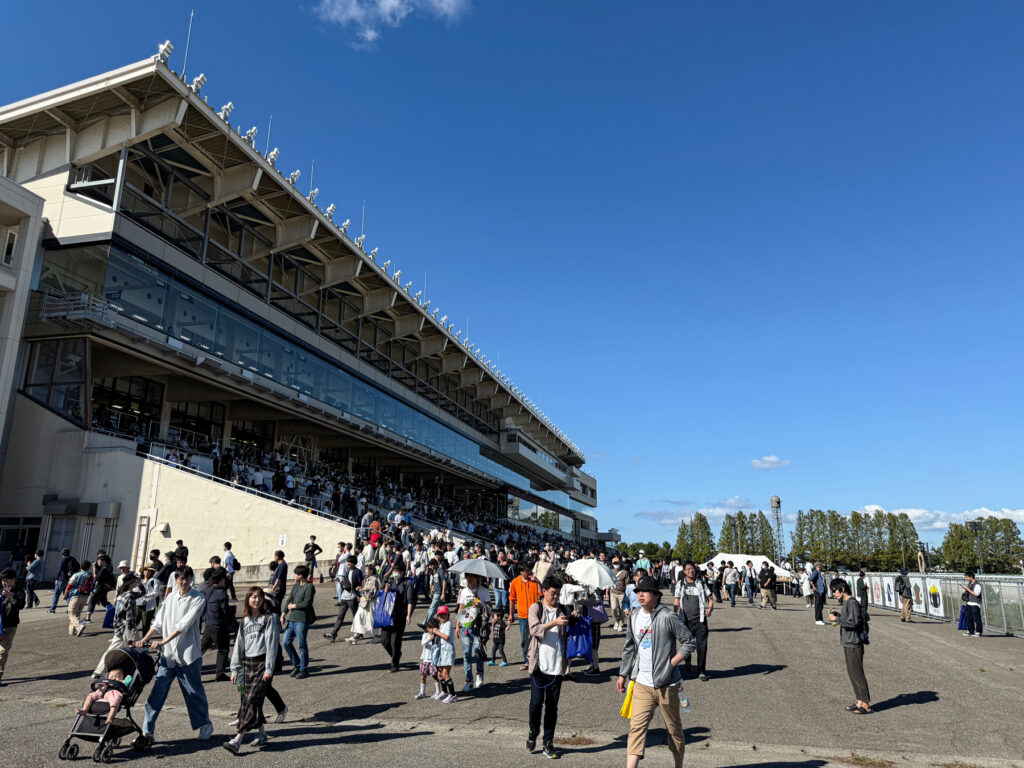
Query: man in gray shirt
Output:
[[722, 561, 739, 607]]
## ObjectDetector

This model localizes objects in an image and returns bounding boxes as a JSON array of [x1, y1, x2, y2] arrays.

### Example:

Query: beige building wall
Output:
[[1, 394, 357, 579]]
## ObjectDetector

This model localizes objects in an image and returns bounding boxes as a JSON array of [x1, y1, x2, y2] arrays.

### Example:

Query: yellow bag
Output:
[[619, 680, 635, 719]]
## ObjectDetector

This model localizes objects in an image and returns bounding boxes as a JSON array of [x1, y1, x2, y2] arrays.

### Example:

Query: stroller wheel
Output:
[[92, 745, 103, 762], [102, 745, 115, 763], [59, 742, 69, 760], [67, 744, 80, 760]]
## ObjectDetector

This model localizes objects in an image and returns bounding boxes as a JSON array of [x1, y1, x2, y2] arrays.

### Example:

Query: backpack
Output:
[[64, 557, 80, 579], [77, 573, 94, 596]]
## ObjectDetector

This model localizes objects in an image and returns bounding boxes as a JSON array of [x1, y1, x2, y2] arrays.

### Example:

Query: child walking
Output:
[[432, 606, 458, 703], [416, 617, 441, 700], [487, 612, 508, 666]]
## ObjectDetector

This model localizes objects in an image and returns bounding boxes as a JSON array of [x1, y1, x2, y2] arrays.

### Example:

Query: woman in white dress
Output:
[[348, 564, 379, 644]]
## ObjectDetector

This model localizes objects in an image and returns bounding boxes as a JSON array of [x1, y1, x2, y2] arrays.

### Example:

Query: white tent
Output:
[[706, 553, 793, 581]]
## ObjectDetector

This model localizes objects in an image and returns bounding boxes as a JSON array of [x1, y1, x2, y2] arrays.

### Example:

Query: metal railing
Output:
[[41, 291, 119, 326], [830, 570, 1024, 636]]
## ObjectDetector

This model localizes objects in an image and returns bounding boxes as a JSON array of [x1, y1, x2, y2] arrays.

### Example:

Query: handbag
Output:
[[566, 615, 593, 663], [588, 599, 609, 624], [374, 589, 395, 629], [619, 680, 635, 719]]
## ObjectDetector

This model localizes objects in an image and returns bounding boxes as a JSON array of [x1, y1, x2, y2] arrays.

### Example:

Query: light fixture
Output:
[[157, 40, 174, 63], [325, 203, 336, 220], [288, 170, 301, 184], [414, 290, 422, 300], [431, 307, 439, 317], [244, 126, 257, 146], [218, 102, 234, 120], [393, 269, 402, 281], [455, 330, 462, 339], [191, 73, 207, 93], [423, 300, 431, 309], [308, 188, 319, 202], [404, 281, 412, 292], [267, 148, 279, 166], [354, 234, 365, 248], [380, 259, 391, 271], [440, 315, 448, 324], [369, 248, 378, 259], [340, 219, 350, 234]]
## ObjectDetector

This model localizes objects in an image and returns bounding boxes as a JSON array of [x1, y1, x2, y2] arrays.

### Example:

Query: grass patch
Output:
[[553, 735, 595, 746], [933, 762, 985, 768], [831, 754, 895, 768]]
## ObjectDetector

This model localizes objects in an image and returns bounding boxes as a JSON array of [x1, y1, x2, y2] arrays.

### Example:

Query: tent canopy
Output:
[[705, 553, 792, 581]]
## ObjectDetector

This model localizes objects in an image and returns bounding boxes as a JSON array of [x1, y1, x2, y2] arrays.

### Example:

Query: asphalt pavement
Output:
[[3, 586, 1021, 767]]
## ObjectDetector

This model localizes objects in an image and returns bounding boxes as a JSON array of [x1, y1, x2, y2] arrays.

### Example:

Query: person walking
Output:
[[200, 568, 233, 681], [758, 564, 777, 609], [324, 556, 362, 642], [380, 560, 415, 673], [617, 575, 696, 768], [222, 542, 238, 602], [856, 570, 869, 617], [91, 562, 144, 679], [83, 555, 115, 625], [961, 571, 983, 637], [268, 550, 288, 611], [508, 562, 541, 670], [348, 563, 379, 644], [610, 557, 628, 630], [134, 566, 214, 745], [741, 560, 757, 605], [722, 561, 739, 607], [24, 550, 43, 609], [809, 562, 827, 625], [49, 548, 77, 613], [224, 587, 280, 754], [0, 568, 27, 686], [827, 578, 872, 714], [458, 572, 491, 692], [65, 560, 93, 636], [674, 561, 712, 681], [525, 574, 571, 759], [281, 564, 315, 678], [895, 567, 913, 623]]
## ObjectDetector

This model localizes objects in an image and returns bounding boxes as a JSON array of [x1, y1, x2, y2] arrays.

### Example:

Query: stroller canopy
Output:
[[101, 647, 156, 686]]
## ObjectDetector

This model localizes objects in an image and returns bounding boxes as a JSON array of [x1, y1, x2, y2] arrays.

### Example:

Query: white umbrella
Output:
[[448, 557, 508, 581], [565, 558, 616, 588]]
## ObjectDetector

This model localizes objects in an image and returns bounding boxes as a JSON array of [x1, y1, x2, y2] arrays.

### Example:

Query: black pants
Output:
[[858, 596, 868, 617], [843, 645, 870, 703], [264, 683, 286, 715], [330, 598, 357, 636], [226, 574, 236, 602], [814, 591, 825, 622], [528, 671, 562, 744], [86, 589, 111, 615], [591, 621, 602, 652], [201, 624, 230, 677], [684, 617, 708, 675], [380, 620, 406, 670]]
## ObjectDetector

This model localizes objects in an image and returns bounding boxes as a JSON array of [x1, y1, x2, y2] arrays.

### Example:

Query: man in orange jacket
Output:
[[507, 562, 541, 670]]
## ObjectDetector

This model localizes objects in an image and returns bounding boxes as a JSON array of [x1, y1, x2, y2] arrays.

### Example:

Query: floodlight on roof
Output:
[[439, 315, 448, 324], [157, 40, 174, 63], [448, 323, 456, 332], [369, 248, 378, 259], [404, 281, 412, 292], [218, 102, 234, 121], [340, 219, 350, 234], [414, 291, 422, 300], [288, 170, 301, 185], [267, 148, 280, 166], [455, 330, 462, 339], [354, 234, 365, 248], [393, 269, 402, 282], [325, 203, 336, 220], [244, 126, 257, 146], [423, 300, 431, 309], [191, 73, 207, 94], [431, 308, 439, 317], [380, 260, 391, 271], [308, 188, 319, 203]]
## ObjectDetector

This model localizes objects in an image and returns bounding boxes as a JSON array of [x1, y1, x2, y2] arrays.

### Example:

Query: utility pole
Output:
[[966, 519, 983, 574]]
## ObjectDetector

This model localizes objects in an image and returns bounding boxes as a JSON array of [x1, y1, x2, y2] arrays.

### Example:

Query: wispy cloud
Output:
[[751, 455, 791, 471], [634, 496, 752, 527], [658, 499, 694, 507], [859, 504, 1024, 531], [316, 0, 471, 47]]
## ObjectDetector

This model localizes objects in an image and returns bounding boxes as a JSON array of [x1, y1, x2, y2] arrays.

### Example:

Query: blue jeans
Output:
[[461, 631, 484, 683], [745, 579, 756, 603], [25, 580, 39, 608], [142, 658, 210, 735], [494, 588, 509, 612], [726, 583, 737, 607], [51, 578, 67, 611], [518, 617, 530, 663], [283, 621, 309, 672], [426, 594, 442, 620]]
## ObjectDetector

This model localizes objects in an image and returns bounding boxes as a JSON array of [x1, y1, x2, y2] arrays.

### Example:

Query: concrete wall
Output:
[[0, 394, 357, 579]]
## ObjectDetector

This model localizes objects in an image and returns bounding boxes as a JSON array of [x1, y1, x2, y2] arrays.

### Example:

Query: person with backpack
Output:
[[827, 578, 872, 714], [222, 542, 238, 602], [324, 556, 362, 642], [64, 560, 94, 636], [380, 560, 415, 673], [895, 567, 913, 623], [281, 564, 315, 679], [49, 548, 78, 614]]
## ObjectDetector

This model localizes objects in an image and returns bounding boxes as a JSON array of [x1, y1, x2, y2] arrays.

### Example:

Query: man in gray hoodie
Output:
[[827, 577, 872, 714], [617, 576, 696, 768]]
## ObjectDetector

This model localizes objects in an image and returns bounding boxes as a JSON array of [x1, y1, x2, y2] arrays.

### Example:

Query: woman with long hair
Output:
[[349, 563, 379, 644], [224, 587, 281, 754]]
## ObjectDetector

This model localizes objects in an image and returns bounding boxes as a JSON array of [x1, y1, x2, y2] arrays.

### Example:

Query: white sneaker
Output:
[[251, 732, 268, 747], [474, 674, 483, 689], [273, 707, 288, 724], [228, 719, 239, 727], [198, 722, 214, 740], [815, 621, 826, 626], [962, 631, 972, 636]]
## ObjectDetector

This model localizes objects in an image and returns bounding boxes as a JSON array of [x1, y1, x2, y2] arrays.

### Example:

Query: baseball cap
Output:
[[636, 576, 660, 594], [437, 605, 450, 615], [117, 560, 130, 569], [638, 549, 645, 555]]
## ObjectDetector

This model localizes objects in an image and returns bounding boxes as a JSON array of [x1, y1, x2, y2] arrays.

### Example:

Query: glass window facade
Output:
[[507, 493, 577, 534], [38, 243, 590, 518], [22, 338, 87, 424]]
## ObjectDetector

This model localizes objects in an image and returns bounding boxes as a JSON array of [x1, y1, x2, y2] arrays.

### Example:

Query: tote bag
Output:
[[373, 589, 395, 629], [566, 615, 593, 662]]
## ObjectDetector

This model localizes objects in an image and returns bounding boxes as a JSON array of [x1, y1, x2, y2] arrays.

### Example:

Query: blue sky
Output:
[[4, 2, 1023, 545]]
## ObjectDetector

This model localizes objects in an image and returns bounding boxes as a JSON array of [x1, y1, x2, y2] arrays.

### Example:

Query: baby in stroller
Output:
[[76, 668, 127, 724]]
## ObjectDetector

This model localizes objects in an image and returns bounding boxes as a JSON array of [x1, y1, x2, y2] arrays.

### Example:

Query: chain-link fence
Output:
[[826, 571, 1024, 636]]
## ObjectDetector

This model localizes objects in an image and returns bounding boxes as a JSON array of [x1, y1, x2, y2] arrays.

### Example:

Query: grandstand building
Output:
[[0, 46, 614, 576]]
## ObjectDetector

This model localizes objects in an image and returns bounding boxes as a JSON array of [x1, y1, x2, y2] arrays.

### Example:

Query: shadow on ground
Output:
[[871, 690, 939, 711]]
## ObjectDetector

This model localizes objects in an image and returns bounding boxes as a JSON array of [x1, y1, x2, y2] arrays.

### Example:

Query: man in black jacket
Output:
[[380, 560, 415, 673], [758, 564, 777, 610], [84, 555, 115, 624], [1, 567, 27, 686], [49, 548, 77, 614], [200, 568, 233, 681]]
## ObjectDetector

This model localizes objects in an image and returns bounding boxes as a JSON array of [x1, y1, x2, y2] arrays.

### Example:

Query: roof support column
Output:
[[110, 144, 128, 212]]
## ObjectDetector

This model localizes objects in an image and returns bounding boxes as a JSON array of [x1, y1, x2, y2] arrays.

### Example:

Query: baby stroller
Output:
[[59, 647, 156, 762]]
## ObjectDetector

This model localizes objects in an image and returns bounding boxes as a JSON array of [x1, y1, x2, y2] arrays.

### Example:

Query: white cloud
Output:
[[857, 504, 1024, 531], [751, 455, 790, 471], [316, 0, 470, 46]]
